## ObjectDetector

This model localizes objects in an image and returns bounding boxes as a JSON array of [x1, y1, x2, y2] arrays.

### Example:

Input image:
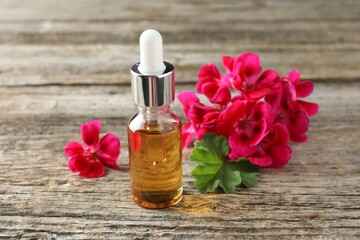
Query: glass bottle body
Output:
[[127, 105, 183, 209]]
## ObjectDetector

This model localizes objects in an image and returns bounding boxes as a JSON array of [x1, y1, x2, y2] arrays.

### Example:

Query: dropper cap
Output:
[[138, 30, 166, 75], [131, 29, 175, 107]]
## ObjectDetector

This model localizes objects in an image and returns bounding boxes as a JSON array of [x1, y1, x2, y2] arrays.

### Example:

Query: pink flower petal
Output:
[[210, 86, 231, 108], [202, 112, 219, 130], [68, 157, 78, 173], [79, 161, 105, 178], [201, 81, 218, 99], [64, 141, 84, 157], [215, 112, 235, 137], [265, 91, 282, 113], [247, 87, 273, 100], [236, 52, 262, 84], [231, 95, 245, 103], [195, 112, 219, 140], [269, 123, 289, 145], [102, 160, 118, 169], [98, 133, 120, 160], [73, 155, 91, 173], [97, 154, 118, 169], [222, 56, 235, 73], [296, 80, 314, 98], [188, 103, 218, 125], [297, 100, 319, 116], [196, 76, 219, 94], [288, 111, 309, 133], [253, 101, 275, 124], [268, 145, 292, 168], [250, 118, 267, 146], [224, 100, 246, 124], [231, 74, 244, 92], [177, 91, 200, 119], [198, 64, 222, 79], [229, 133, 256, 158], [221, 74, 232, 88], [287, 69, 301, 85], [81, 120, 101, 147], [257, 70, 280, 87], [182, 122, 195, 148], [290, 132, 308, 143], [195, 126, 210, 140], [282, 78, 297, 101], [249, 149, 273, 167]]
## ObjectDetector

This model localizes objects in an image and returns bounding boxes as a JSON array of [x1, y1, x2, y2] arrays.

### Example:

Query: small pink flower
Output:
[[286, 69, 319, 116], [194, 109, 220, 140], [64, 120, 120, 178], [187, 102, 219, 126], [178, 91, 220, 148], [266, 70, 319, 142], [216, 100, 274, 159], [186, 102, 220, 142], [196, 64, 231, 108], [177, 91, 200, 119], [223, 52, 280, 101], [246, 123, 292, 167]]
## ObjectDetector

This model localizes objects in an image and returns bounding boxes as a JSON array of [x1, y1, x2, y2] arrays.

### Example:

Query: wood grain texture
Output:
[[0, 0, 359, 86], [0, 82, 359, 239], [0, 0, 359, 239]]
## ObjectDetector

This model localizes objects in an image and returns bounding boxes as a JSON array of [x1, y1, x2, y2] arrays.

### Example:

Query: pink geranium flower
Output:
[[216, 99, 274, 160], [286, 69, 319, 116], [247, 123, 292, 167], [64, 120, 120, 178], [223, 52, 280, 101], [196, 64, 231, 108], [178, 91, 220, 148], [266, 70, 319, 142]]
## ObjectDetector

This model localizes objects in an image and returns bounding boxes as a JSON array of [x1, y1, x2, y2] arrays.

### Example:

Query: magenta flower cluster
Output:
[[178, 52, 319, 168]]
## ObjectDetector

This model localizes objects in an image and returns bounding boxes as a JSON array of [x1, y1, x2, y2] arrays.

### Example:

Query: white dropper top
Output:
[[138, 29, 166, 75]]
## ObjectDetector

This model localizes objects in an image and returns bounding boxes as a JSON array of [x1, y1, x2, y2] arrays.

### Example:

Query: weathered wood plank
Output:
[[0, 82, 359, 121], [0, 18, 359, 45], [0, 0, 359, 21], [0, 82, 359, 239], [0, 43, 359, 87], [0, 0, 359, 86]]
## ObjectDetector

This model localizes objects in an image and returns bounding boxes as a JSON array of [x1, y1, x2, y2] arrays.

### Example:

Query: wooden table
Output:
[[0, 0, 359, 239]]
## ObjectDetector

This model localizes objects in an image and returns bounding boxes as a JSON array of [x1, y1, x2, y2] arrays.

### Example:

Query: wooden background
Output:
[[0, 0, 359, 239]]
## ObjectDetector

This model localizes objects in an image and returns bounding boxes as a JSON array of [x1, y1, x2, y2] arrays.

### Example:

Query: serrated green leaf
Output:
[[217, 163, 242, 193], [232, 159, 261, 188], [189, 133, 261, 193], [189, 133, 241, 193], [190, 133, 228, 165]]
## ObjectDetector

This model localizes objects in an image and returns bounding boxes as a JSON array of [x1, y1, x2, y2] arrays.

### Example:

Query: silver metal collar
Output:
[[130, 62, 175, 107]]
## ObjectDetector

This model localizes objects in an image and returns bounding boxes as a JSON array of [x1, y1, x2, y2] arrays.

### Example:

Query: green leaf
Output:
[[232, 159, 261, 188], [189, 133, 261, 193]]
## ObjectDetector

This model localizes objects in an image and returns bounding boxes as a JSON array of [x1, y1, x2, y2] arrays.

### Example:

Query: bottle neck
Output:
[[137, 105, 172, 121]]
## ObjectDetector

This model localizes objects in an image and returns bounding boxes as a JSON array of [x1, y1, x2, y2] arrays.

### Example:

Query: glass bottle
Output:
[[128, 29, 183, 208]]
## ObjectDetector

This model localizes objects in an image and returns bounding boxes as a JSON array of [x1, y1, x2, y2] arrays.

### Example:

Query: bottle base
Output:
[[131, 188, 183, 209]]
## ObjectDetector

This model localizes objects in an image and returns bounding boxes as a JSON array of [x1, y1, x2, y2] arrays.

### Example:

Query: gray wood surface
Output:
[[0, 0, 359, 239]]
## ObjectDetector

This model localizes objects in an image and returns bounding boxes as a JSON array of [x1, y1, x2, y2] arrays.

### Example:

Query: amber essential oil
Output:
[[128, 117, 183, 209]]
